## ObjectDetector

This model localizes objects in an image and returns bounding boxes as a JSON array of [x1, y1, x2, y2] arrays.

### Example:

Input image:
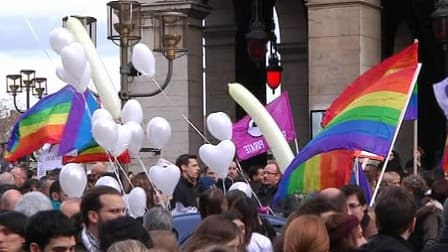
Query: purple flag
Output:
[[232, 92, 296, 160]]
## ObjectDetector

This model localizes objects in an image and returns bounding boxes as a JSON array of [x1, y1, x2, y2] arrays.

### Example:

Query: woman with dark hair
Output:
[[226, 190, 273, 251], [183, 214, 242, 252], [283, 214, 329, 252], [325, 213, 367, 252], [131, 172, 155, 209], [198, 188, 228, 219], [0, 211, 28, 252]]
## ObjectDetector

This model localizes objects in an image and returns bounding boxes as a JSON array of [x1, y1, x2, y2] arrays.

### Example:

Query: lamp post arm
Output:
[[129, 58, 174, 98], [12, 96, 25, 114]]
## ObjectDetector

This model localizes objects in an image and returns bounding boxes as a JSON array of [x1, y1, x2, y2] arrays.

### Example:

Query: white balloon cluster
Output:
[[199, 112, 236, 179], [91, 99, 172, 158], [49, 27, 91, 93]]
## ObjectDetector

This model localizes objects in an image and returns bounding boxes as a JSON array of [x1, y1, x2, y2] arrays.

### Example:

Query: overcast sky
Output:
[[0, 0, 119, 109]]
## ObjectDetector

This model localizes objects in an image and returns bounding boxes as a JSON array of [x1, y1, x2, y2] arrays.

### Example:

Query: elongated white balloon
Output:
[[132, 43, 155, 77], [228, 83, 294, 172], [65, 17, 121, 119]]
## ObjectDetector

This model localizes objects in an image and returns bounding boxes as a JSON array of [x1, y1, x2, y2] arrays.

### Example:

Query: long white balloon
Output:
[[228, 83, 294, 172], [65, 17, 121, 119]]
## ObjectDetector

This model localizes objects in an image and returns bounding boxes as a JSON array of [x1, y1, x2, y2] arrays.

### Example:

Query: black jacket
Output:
[[170, 177, 197, 209], [357, 233, 414, 252]]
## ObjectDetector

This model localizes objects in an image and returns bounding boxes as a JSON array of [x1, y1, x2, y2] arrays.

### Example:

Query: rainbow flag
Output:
[[62, 145, 130, 164], [442, 136, 448, 174], [5, 86, 76, 161], [275, 42, 419, 201], [404, 84, 418, 120]]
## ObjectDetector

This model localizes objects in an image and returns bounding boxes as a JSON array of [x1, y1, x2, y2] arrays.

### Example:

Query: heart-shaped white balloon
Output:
[[92, 108, 114, 124], [49, 27, 75, 54], [111, 124, 132, 157], [148, 164, 180, 196], [92, 119, 118, 152], [206, 112, 233, 140], [199, 140, 236, 179], [124, 121, 144, 157], [132, 43, 156, 77], [61, 42, 88, 79], [121, 99, 143, 124], [56, 65, 78, 85], [95, 176, 121, 192], [127, 187, 147, 217]]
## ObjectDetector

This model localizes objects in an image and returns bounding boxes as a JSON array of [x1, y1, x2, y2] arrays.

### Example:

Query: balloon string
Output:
[[137, 155, 167, 210], [22, 16, 56, 67], [151, 78, 210, 144], [114, 156, 134, 188]]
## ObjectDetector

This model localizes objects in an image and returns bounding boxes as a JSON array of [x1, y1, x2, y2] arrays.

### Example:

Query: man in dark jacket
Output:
[[357, 186, 416, 252], [423, 198, 448, 252]]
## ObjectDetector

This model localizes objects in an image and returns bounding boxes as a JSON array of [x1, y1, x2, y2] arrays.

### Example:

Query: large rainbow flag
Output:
[[275, 42, 420, 201], [5, 85, 78, 161]]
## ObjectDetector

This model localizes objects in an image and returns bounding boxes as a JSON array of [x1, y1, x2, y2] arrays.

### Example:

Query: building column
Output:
[[307, 0, 381, 111], [130, 1, 211, 163]]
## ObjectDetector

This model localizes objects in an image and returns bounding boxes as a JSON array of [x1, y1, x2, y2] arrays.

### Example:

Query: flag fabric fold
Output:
[[433, 77, 448, 118], [232, 92, 296, 160], [404, 84, 418, 120], [275, 42, 419, 201]]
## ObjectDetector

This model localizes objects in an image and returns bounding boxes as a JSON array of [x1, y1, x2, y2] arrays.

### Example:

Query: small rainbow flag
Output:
[[5, 86, 76, 161], [275, 42, 419, 201]]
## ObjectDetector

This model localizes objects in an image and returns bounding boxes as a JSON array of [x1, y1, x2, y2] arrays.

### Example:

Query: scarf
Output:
[[81, 227, 100, 252]]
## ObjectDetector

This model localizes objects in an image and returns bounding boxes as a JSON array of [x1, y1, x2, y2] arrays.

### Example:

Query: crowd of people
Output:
[[0, 149, 447, 252]]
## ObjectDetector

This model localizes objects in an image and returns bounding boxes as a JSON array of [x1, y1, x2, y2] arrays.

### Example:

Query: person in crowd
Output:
[[217, 162, 239, 192], [255, 161, 282, 207], [143, 206, 178, 252], [14, 191, 52, 217], [171, 154, 200, 209], [222, 210, 248, 251], [405, 146, 426, 174], [183, 214, 242, 252], [201, 166, 219, 183], [422, 198, 448, 252], [25, 210, 77, 252], [325, 213, 367, 252], [227, 190, 274, 250], [381, 171, 401, 187], [402, 174, 441, 250], [197, 176, 217, 194], [379, 150, 405, 177], [247, 165, 264, 184], [99, 216, 153, 251], [78, 186, 126, 251], [49, 180, 67, 209], [318, 187, 347, 213], [283, 214, 329, 252], [0, 211, 28, 252], [430, 178, 448, 207], [199, 188, 228, 219], [87, 162, 107, 189], [10, 164, 30, 191], [0, 189, 22, 211], [21, 178, 39, 194], [107, 239, 151, 252], [131, 172, 155, 209], [60, 197, 81, 218], [364, 163, 379, 192], [357, 186, 416, 252], [0, 172, 15, 186], [341, 184, 377, 238], [37, 175, 55, 197]]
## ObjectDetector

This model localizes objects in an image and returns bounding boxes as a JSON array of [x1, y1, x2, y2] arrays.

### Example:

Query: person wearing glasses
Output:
[[341, 184, 377, 239], [255, 161, 282, 210]]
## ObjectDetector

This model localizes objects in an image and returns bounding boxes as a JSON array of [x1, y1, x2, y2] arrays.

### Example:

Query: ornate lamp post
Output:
[[6, 70, 47, 113], [432, 0, 448, 74], [246, 0, 269, 65], [107, 0, 188, 100], [266, 29, 282, 94]]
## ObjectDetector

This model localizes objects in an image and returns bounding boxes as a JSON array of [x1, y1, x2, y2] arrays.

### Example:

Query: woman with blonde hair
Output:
[[283, 214, 329, 252], [107, 239, 150, 252]]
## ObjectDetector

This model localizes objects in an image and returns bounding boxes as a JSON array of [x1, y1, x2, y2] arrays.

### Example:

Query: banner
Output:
[[232, 92, 296, 160], [37, 144, 63, 178]]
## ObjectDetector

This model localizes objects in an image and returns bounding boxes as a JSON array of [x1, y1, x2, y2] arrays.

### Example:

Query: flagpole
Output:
[[370, 63, 422, 207], [294, 138, 300, 154], [413, 119, 418, 175]]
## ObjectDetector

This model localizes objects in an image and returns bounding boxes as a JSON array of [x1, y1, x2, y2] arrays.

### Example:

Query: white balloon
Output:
[[92, 119, 118, 152], [121, 99, 143, 124], [124, 121, 144, 157], [199, 140, 236, 179], [95, 176, 121, 192], [61, 42, 88, 81], [127, 187, 147, 217], [49, 27, 75, 54], [146, 117, 171, 149], [75, 63, 91, 92], [207, 112, 233, 140], [59, 163, 87, 197], [132, 43, 156, 77], [228, 182, 253, 198], [149, 164, 180, 196], [111, 124, 132, 157], [56, 65, 78, 85], [92, 108, 114, 124]]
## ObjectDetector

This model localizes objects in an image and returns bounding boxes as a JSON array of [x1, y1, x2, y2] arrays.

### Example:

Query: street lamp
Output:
[[5, 70, 47, 113], [266, 24, 282, 94], [246, 0, 269, 65], [106, 1, 188, 100], [432, 0, 448, 74]]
